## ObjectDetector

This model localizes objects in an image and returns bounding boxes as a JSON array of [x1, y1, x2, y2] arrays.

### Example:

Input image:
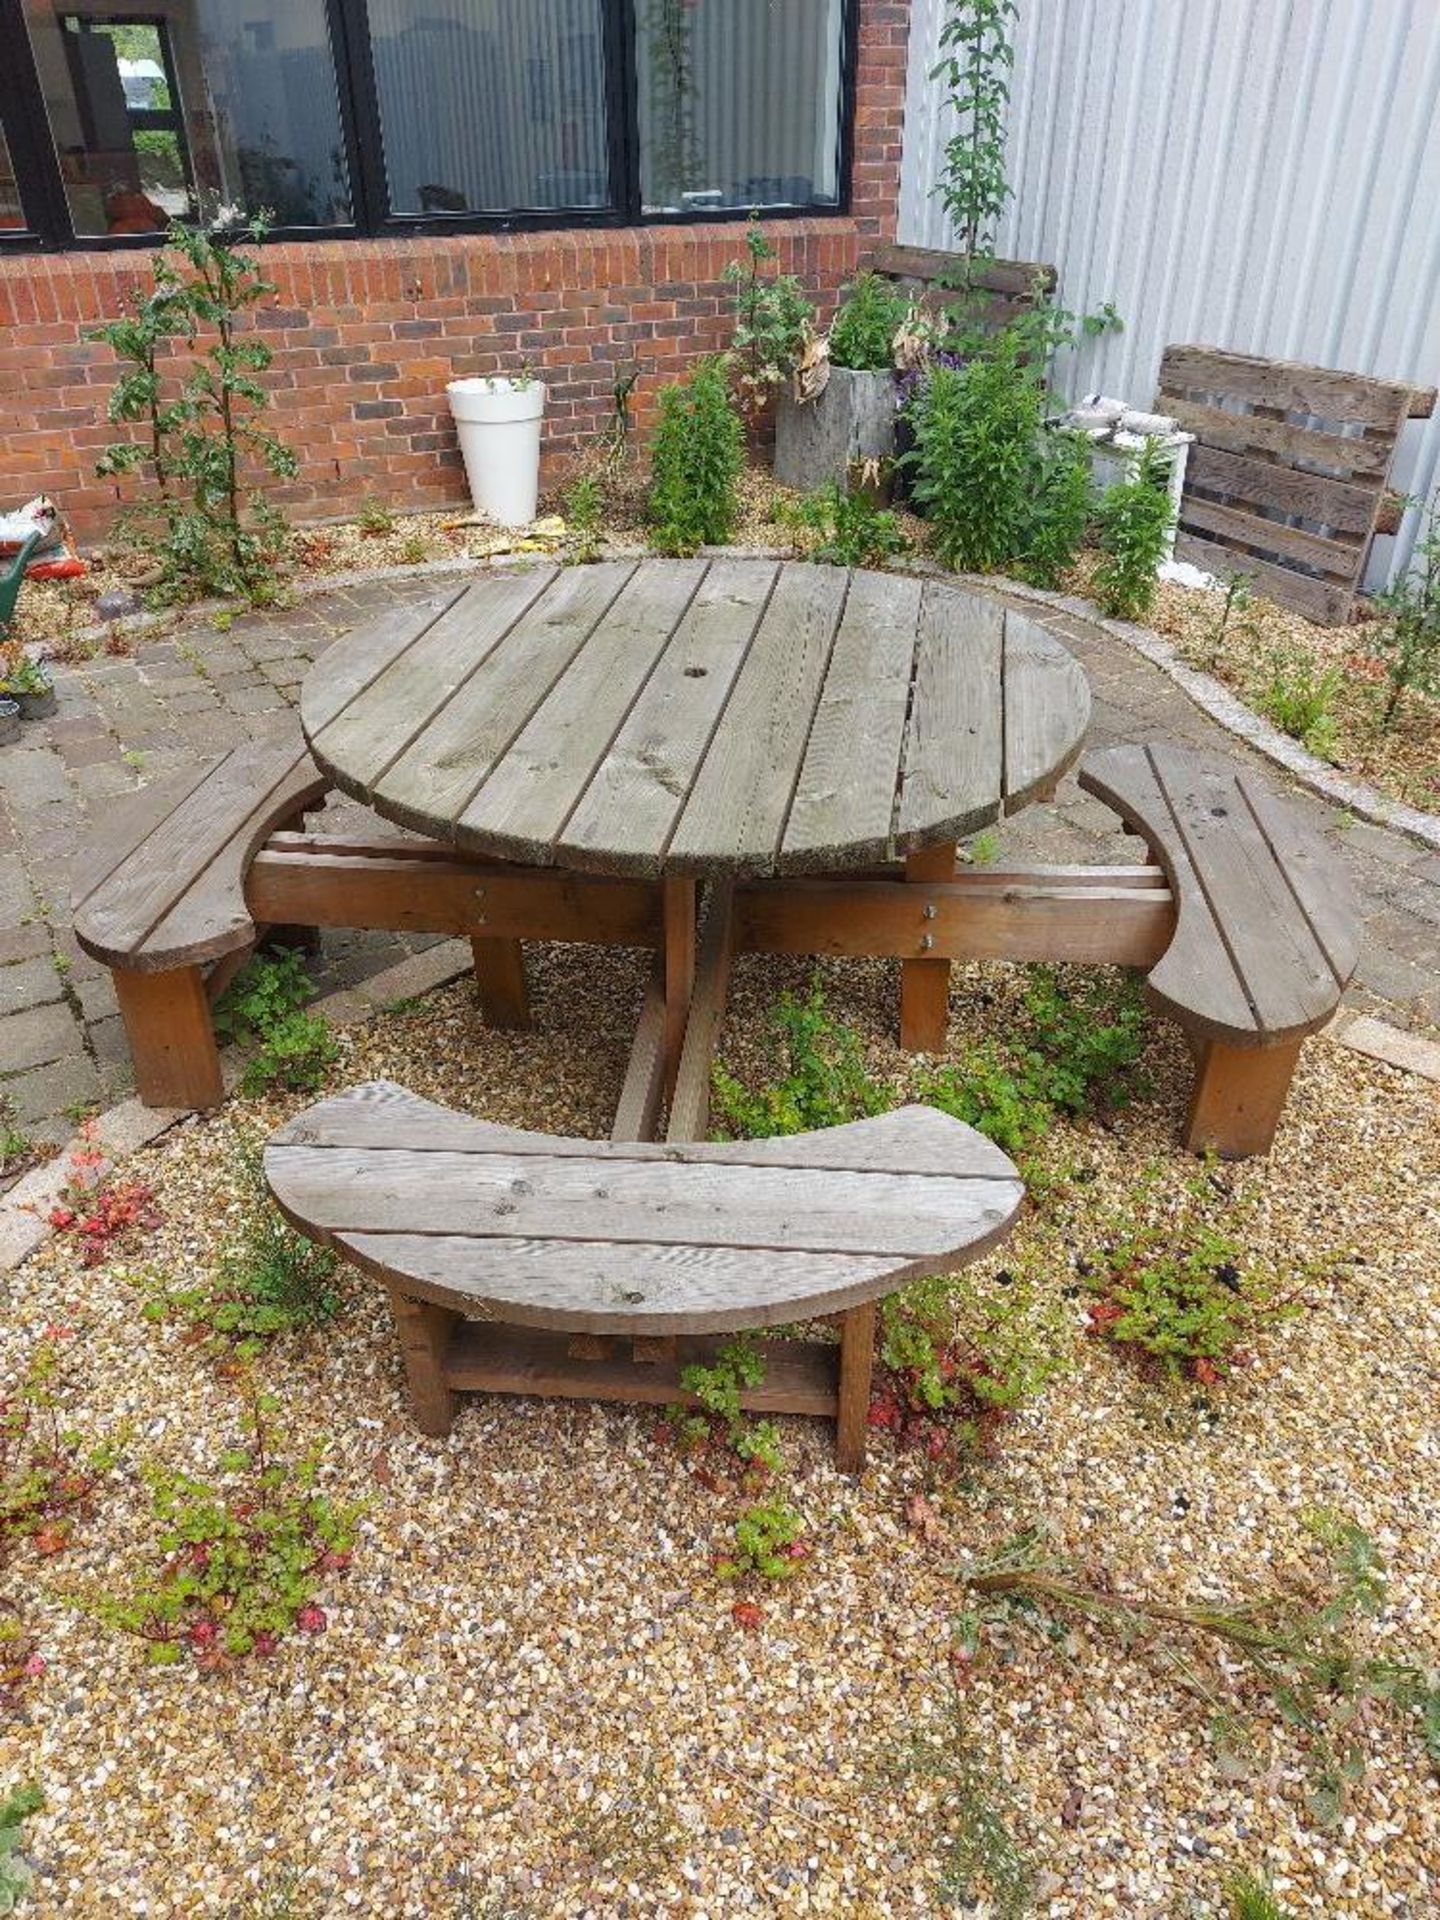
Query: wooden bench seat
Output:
[[72, 729, 330, 1108], [265, 1081, 1025, 1467], [1079, 743, 1362, 1155]]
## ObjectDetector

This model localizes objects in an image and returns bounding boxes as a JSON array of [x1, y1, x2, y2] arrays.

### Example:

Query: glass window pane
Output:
[[21, 2, 352, 237], [638, 0, 844, 215], [0, 126, 26, 231], [367, 0, 611, 216]]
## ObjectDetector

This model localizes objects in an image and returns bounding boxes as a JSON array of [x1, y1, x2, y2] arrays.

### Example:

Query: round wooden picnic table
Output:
[[300, 556, 1091, 876], [301, 556, 1091, 1115]]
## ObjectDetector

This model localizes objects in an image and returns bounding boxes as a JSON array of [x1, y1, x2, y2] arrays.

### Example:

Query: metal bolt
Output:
[[922, 902, 937, 920], [919, 933, 935, 952]]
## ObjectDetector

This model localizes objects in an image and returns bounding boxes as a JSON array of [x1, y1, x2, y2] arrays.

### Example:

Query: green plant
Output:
[[964, 828, 1000, 865], [356, 498, 396, 538], [716, 1499, 807, 1581], [215, 951, 339, 1096], [1193, 570, 1260, 672], [827, 271, 909, 372], [0, 1097, 31, 1178], [1371, 492, 1440, 726], [1255, 646, 1343, 761], [1091, 440, 1176, 621], [1082, 1163, 1316, 1383], [907, 343, 1045, 572], [722, 217, 814, 413], [398, 533, 429, 566], [92, 1386, 360, 1665], [776, 482, 909, 568], [1225, 1875, 1296, 1920], [930, 0, 1019, 276], [138, 1147, 340, 1352], [1, 1329, 118, 1559], [91, 214, 298, 603], [0, 1785, 43, 1915], [564, 473, 605, 563], [964, 1513, 1440, 1825], [668, 1336, 782, 1474], [711, 983, 889, 1138], [1015, 429, 1092, 588], [646, 359, 745, 555]]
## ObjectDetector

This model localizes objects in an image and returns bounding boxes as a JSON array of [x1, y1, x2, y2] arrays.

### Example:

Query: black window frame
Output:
[[0, 0, 860, 253]]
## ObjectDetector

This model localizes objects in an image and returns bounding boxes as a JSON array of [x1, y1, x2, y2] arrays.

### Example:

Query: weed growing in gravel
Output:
[[879, 1692, 1037, 1918], [47, 1130, 160, 1266], [1091, 440, 1176, 622], [964, 1511, 1440, 1825], [138, 1146, 340, 1354], [1255, 646, 1343, 761], [563, 473, 605, 563], [712, 983, 890, 1137], [1371, 490, 1440, 727], [92, 1386, 360, 1666], [356, 499, 397, 538], [0, 1784, 43, 1915], [665, 1336, 783, 1479], [1081, 1162, 1318, 1383], [0, 1098, 33, 1180], [1225, 1875, 1296, 1920], [646, 358, 745, 555], [215, 952, 339, 1096], [716, 1500, 809, 1583], [1, 1328, 118, 1561], [774, 482, 909, 568]]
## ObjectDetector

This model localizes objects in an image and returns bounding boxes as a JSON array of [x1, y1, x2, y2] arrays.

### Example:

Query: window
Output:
[[637, 0, 845, 215], [0, 0, 857, 248]]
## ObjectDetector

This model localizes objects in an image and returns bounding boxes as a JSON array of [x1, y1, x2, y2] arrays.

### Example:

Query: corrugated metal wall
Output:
[[898, 0, 1440, 587]]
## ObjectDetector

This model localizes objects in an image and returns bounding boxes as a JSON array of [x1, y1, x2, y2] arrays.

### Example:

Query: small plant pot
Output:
[[447, 377, 548, 527], [0, 698, 20, 746], [774, 366, 898, 493], [14, 668, 57, 720]]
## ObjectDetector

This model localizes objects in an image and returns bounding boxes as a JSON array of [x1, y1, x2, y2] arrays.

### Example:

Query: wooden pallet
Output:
[[871, 244, 1058, 334], [1156, 344, 1435, 625]]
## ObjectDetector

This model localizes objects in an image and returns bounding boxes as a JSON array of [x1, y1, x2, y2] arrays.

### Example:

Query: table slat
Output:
[[898, 584, 1004, 846]]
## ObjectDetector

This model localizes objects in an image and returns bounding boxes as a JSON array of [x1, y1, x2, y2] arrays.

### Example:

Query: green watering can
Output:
[[0, 531, 45, 639]]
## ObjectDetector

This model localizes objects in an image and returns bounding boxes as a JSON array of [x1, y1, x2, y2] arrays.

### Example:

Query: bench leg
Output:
[[113, 966, 224, 1109], [1185, 1037, 1304, 1158], [835, 1300, 877, 1473], [390, 1292, 459, 1435], [900, 844, 955, 1052], [663, 876, 697, 1102], [470, 937, 530, 1029]]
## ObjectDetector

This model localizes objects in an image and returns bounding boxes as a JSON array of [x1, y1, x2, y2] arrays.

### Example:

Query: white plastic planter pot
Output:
[[446, 377, 547, 527]]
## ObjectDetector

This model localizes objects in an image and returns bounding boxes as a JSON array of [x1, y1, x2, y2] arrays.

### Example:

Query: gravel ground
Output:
[[2, 944, 1437, 1919]]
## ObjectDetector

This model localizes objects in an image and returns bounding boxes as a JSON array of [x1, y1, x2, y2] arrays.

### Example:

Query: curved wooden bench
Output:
[[265, 1081, 1026, 1468], [72, 729, 330, 1108], [1080, 743, 1362, 1155]]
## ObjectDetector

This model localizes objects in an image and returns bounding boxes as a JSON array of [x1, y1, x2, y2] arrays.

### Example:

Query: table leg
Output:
[[836, 1300, 877, 1472], [470, 936, 530, 1029], [899, 842, 956, 1052], [663, 875, 697, 1102]]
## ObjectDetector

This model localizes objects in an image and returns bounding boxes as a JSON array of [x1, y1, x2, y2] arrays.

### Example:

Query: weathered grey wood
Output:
[[275, 1080, 1020, 1178], [561, 559, 779, 875], [306, 566, 557, 795], [1079, 745, 1358, 1045], [70, 759, 219, 911], [666, 880, 736, 1143], [75, 733, 329, 970], [611, 957, 668, 1143], [300, 562, 1089, 880], [1185, 444, 1379, 535], [1002, 611, 1091, 810], [668, 565, 846, 874], [1173, 534, 1351, 627], [872, 244, 1058, 300], [773, 367, 899, 492], [1161, 399, 1395, 480], [781, 571, 923, 871], [266, 1082, 1024, 1336], [897, 584, 1004, 847], [372, 562, 637, 837], [1159, 345, 1417, 430], [1177, 497, 1359, 578], [302, 589, 467, 733], [459, 560, 707, 863]]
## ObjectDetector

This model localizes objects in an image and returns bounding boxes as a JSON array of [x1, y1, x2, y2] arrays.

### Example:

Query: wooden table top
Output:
[[301, 558, 1091, 877]]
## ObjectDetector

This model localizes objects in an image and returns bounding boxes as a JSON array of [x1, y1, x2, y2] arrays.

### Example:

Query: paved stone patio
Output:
[[2, 568, 1437, 1162]]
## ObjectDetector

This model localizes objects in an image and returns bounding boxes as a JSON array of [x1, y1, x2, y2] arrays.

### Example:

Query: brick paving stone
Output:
[[0, 925, 51, 966], [3, 1054, 102, 1133], [0, 956, 65, 1017], [0, 1002, 77, 1073]]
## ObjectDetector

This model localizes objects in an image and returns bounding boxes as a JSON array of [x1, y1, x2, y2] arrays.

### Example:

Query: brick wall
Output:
[[0, 1, 910, 543]]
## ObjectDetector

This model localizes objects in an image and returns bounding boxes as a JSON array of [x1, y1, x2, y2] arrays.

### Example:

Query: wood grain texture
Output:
[[897, 585, 1004, 847], [265, 1081, 1024, 1336], [666, 880, 736, 1144], [1002, 610, 1091, 810], [611, 956, 668, 1144], [1185, 444, 1378, 535], [74, 732, 329, 971], [1159, 345, 1416, 429], [298, 563, 1088, 881], [1172, 534, 1351, 626], [1079, 745, 1358, 1045]]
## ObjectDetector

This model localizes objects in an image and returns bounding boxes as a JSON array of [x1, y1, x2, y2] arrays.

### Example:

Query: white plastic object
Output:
[[446, 377, 547, 527]]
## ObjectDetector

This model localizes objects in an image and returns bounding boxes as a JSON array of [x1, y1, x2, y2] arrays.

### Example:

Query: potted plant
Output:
[[0, 698, 19, 747], [1, 652, 56, 720], [446, 367, 547, 527], [774, 271, 910, 493]]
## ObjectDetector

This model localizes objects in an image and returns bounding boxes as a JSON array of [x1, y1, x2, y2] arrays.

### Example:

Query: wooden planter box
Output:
[[774, 366, 898, 493]]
